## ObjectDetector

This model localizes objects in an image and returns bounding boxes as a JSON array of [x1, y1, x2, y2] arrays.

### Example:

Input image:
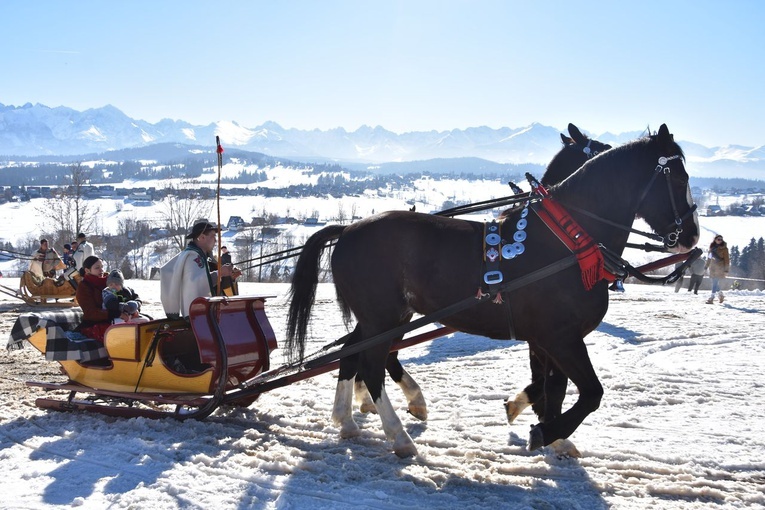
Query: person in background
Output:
[[220, 246, 232, 266], [73, 233, 95, 269], [31, 238, 65, 278], [69, 241, 79, 267], [160, 221, 240, 319], [218, 246, 238, 296], [705, 234, 730, 304], [687, 256, 706, 295], [673, 261, 687, 293], [62, 243, 75, 268], [76, 256, 128, 341]]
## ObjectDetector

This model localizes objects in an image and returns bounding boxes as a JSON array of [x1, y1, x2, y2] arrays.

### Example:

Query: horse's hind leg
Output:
[[333, 331, 362, 438], [354, 376, 376, 414], [360, 344, 418, 458], [355, 352, 428, 420], [385, 352, 427, 420]]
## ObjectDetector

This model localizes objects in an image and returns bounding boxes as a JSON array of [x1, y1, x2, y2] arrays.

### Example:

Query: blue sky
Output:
[[1, 1, 763, 147]]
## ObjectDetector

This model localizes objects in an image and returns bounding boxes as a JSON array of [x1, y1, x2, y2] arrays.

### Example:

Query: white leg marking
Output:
[[354, 379, 377, 414], [397, 370, 427, 420], [332, 379, 360, 438], [505, 391, 530, 424], [550, 438, 581, 458], [375, 386, 417, 458]]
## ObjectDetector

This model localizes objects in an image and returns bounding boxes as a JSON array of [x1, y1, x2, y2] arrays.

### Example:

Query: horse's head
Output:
[[542, 123, 612, 187], [634, 124, 700, 253]]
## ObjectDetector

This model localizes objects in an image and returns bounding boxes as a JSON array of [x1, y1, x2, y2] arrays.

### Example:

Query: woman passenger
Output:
[[76, 256, 128, 341]]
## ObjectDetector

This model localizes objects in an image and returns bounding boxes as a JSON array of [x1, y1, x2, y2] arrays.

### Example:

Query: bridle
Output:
[[580, 138, 609, 159], [546, 154, 697, 248], [634, 155, 697, 247]]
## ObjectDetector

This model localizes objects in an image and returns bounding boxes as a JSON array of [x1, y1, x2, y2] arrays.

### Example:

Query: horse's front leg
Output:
[[505, 347, 546, 423], [361, 346, 417, 458], [333, 355, 361, 438], [529, 336, 603, 453]]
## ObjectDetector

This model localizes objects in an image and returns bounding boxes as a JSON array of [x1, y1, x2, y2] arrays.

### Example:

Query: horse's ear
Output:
[[561, 133, 574, 145], [657, 124, 674, 147], [568, 123, 587, 145]]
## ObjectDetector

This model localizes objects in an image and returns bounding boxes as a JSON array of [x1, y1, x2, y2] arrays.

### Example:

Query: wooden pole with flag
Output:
[[216, 136, 224, 295]]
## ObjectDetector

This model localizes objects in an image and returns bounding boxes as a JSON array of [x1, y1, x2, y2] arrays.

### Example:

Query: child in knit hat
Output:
[[103, 270, 148, 323]]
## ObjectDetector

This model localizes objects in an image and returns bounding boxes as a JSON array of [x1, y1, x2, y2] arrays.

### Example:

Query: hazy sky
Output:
[[2, 1, 763, 147]]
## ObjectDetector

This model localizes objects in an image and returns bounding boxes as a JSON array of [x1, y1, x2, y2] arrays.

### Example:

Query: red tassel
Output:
[[493, 293, 504, 304], [217, 144, 224, 154]]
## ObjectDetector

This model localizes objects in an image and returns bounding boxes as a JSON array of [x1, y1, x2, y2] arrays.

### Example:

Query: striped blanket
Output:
[[6, 309, 108, 362]]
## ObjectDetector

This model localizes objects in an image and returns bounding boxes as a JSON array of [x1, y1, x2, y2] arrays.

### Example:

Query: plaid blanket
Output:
[[6, 309, 108, 362]]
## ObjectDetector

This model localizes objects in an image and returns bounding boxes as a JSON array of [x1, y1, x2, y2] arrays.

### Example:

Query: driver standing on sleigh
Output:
[[160, 221, 241, 319]]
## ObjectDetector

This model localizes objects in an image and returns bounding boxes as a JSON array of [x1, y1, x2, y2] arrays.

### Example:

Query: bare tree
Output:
[[160, 182, 214, 251], [37, 162, 100, 241]]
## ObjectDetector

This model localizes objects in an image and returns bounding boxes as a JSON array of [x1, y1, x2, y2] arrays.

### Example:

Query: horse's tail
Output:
[[286, 224, 347, 362]]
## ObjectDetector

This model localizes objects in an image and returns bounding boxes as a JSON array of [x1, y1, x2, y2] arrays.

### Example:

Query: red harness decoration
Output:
[[530, 182, 606, 290]]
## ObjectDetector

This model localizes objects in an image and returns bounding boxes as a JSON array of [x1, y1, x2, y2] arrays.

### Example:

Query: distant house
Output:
[[304, 217, 326, 226], [730, 206, 746, 216], [706, 205, 723, 216], [227, 216, 246, 231]]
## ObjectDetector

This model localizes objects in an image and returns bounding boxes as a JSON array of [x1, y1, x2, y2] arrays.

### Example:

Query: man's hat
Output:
[[76, 232, 87, 240], [185, 221, 220, 239]]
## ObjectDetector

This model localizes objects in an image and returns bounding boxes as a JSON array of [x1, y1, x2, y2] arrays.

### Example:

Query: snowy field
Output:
[[1, 279, 764, 509]]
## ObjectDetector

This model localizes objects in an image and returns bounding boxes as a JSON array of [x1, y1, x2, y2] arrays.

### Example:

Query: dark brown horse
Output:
[[287, 125, 696, 458], [355, 123, 613, 428]]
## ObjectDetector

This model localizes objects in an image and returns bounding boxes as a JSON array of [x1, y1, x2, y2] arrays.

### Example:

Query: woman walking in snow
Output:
[[705, 235, 730, 304]]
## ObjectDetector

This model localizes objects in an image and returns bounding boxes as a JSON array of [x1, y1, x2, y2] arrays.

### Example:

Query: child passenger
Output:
[[102, 269, 149, 323]]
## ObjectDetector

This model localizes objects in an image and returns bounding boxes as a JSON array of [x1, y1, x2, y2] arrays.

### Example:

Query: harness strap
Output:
[[527, 177, 609, 289], [303, 255, 578, 370]]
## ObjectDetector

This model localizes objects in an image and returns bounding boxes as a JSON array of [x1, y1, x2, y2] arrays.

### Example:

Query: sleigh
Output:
[[15, 295, 281, 418], [12, 292, 450, 420], [0, 268, 81, 306]]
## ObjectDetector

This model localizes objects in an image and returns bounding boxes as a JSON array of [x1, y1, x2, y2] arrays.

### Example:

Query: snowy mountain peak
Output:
[[0, 102, 762, 178]]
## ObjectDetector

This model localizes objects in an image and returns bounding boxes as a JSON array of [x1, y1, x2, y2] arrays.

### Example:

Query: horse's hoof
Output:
[[550, 438, 581, 458], [359, 402, 377, 414], [528, 425, 545, 451], [407, 405, 428, 421], [393, 441, 418, 458], [504, 392, 529, 424], [505, 402, 524, 424], [336, 420, 361, 439]]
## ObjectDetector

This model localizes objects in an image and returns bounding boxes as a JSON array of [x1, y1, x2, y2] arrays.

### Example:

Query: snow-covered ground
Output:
[[1, 280, 764, 509]]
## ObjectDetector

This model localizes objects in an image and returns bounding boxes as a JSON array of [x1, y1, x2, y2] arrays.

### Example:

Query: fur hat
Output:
[[106, 269, 124, 286]]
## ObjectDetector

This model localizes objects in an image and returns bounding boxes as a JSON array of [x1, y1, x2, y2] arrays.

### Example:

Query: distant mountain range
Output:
[[1, 102, 764, 179]]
